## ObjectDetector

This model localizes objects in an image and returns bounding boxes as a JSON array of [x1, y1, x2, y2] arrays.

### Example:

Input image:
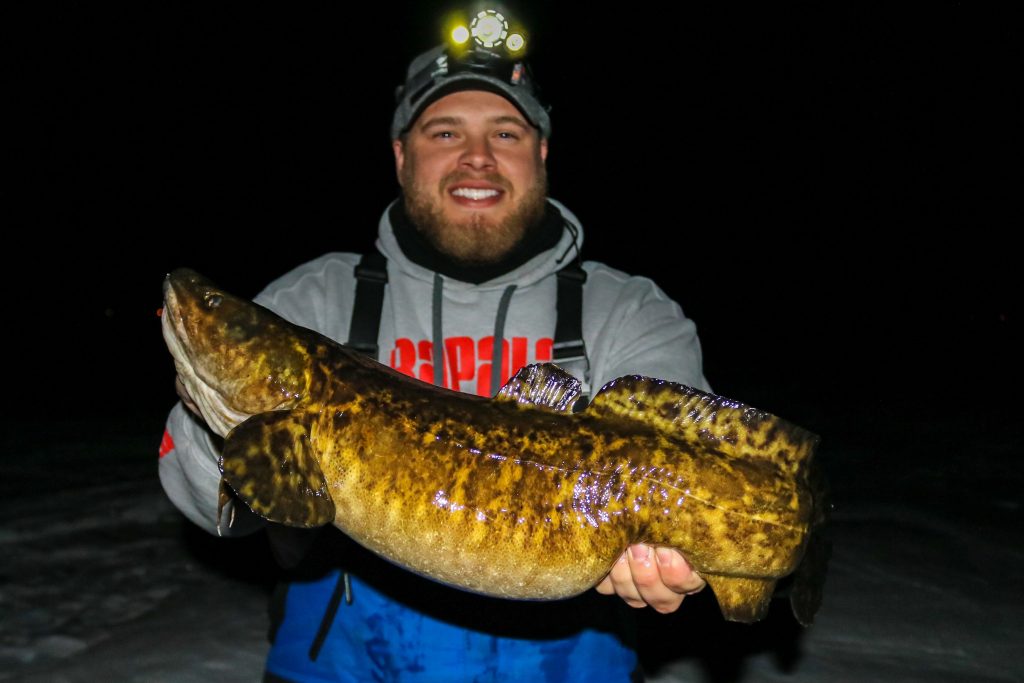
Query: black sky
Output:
[[5, 2, 1018, 421]]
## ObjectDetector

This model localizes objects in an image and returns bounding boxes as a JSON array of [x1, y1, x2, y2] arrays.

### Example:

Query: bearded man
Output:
[[161, 34, 709, 683]]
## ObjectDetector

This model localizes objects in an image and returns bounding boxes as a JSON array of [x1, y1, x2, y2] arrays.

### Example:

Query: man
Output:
[[161, 27, 710, 683]]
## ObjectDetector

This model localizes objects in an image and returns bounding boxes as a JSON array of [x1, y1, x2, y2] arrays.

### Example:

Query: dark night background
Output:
[[6, 2, 1018, 423], [1, 3, 1021, 680], [4, 1, 1018, 493]]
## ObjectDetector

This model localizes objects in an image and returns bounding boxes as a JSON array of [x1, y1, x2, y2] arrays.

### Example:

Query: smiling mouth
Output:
[[450, 187, 502, 201]]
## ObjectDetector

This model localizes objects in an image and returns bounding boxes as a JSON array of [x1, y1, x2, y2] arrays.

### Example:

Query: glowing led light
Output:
[[451, 25, 470, 44], [506, 33, 525, 52], [472, 9, 508, 48]]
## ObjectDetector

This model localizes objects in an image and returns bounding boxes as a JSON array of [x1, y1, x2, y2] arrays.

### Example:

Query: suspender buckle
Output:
[[353, 263, 388, 284], [552, 340, 586, 364]]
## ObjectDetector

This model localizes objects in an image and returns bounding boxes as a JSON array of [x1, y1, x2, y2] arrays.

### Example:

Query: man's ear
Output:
[[392, 139, 406, 187], [539, 138, 548, 163]]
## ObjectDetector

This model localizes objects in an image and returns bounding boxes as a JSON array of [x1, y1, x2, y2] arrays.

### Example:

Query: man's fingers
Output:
[[624, 544, 685, 613], [652, 547, 706, 595], [175, 376, 201, 416], [595, 552, 647, 608], [595, 545, 707, 613]]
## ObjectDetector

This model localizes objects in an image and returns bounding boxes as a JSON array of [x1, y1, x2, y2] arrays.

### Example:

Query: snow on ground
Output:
[[0, 415, 273, 682], [1, 399, 1021, 682]]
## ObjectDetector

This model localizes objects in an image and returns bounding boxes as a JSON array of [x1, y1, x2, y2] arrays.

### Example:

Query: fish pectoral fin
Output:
[[703, 574, 777, 623], [220, 410, 335, 528]]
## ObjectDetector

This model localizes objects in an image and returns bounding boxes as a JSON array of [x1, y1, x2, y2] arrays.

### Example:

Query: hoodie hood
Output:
[[376, 198, 584, 292]]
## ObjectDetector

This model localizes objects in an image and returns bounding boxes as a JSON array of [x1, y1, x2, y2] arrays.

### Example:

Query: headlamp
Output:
[[390, 6, 551, 140], [441, 7, 530, 84], [448, 9, 527, 57]]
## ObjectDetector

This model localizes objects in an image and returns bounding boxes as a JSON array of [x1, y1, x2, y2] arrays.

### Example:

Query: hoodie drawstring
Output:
[[431, 275, 518, 396], [490, 284, 518, 396], [432, 273, 445, 387]]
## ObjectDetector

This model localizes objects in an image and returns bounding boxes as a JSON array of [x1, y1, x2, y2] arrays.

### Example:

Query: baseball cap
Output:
[[390, 40, 551, 140]]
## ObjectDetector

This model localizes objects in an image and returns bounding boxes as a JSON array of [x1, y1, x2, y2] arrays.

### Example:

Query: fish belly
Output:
[[316, 416, 644, 599]]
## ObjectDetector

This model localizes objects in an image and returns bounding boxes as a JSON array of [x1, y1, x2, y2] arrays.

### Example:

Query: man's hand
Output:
[[595, 544, 706, 614], [175, 375, 202, 418]]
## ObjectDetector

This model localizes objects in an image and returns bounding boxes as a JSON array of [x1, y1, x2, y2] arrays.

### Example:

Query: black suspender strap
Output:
[[347, 250, 388, 357], [553, 262, 587, 364], [552, 263, 590, 406]]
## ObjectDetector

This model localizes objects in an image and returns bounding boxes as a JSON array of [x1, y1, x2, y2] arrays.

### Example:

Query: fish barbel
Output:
[[161, 268, 826, 624]]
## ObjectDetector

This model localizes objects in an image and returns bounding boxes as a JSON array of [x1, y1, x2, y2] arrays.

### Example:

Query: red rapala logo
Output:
[[158, 429, 175, 458], [390, 336, 553, 396]]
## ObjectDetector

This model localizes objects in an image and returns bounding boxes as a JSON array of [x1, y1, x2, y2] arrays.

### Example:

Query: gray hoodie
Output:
[[160, 198, 710, 536]]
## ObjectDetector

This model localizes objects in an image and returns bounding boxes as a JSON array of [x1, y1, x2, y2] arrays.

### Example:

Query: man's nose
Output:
[[459, 135, 496, 170]]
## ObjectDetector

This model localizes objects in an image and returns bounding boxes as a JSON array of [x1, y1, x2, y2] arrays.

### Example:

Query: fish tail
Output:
[[786, 457, 833, 625]]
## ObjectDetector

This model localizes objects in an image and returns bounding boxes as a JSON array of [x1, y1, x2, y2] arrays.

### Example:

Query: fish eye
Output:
[[205, 293, 223, 308]]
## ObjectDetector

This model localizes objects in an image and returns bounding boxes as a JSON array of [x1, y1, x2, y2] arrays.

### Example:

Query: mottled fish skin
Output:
[[161, 268, 824, 624]]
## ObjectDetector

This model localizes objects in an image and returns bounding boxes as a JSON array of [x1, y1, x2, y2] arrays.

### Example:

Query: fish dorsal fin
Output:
[[220, 409, 336, 527], [494, 363, 582, 413], [586, 376, 819, 474]]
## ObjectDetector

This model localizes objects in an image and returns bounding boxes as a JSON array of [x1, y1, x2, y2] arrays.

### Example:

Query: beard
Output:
[[400, 161, 549, 266]]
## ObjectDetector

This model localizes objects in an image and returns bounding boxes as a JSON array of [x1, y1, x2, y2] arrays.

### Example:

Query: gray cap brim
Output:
[[390, 45, 551, 140]]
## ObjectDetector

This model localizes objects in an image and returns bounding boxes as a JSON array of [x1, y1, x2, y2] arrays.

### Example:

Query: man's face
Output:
[[393, 90, 549, 265]]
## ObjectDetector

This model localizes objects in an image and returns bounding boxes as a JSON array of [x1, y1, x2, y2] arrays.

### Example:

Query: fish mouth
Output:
[[161, 273, 251, 437], [159, 276, 186, 363]]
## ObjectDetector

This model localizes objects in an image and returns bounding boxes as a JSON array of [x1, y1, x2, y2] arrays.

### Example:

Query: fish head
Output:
[[162, 268, 311, 436]]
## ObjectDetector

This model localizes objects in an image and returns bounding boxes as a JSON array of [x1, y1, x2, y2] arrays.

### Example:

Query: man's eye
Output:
[[433, 131, 454, 139], [497, 131, 520, 140]]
